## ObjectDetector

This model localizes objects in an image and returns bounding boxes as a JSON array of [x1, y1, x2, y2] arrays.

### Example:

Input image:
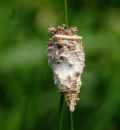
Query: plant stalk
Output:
[[64, 0, 68, 26], [58, 93, 65, 130], [68, 108, 74, 130]]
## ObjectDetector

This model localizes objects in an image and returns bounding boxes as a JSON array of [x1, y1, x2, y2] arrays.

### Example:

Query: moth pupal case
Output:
[[48, 25, 85, 111]]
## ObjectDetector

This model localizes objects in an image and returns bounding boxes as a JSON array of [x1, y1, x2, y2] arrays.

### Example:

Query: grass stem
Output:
[[64, 0, 68, 26], [58, 93, 64, 130], [68, 108, 74, 130]]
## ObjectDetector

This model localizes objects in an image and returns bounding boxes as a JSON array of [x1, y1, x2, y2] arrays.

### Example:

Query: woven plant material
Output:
[[48, 25, 85, 111]]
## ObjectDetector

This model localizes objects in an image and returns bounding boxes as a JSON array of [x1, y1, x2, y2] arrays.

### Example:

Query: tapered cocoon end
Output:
[[63, 85, 80, 112], [48, 24, 85, 111]]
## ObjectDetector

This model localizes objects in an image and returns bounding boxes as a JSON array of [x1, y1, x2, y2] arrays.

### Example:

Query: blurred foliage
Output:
[[0, 0, 120, 130]]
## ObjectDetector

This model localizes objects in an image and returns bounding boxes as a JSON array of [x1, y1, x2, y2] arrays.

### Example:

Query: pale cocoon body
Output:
[[48, 25, 85, 111]]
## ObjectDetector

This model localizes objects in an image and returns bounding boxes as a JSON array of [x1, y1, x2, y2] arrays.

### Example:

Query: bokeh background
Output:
[[0, 0, 120, 130]]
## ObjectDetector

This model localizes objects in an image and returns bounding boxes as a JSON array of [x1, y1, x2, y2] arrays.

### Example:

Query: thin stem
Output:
[[64, 0, 68, 26], [58, 93, 65, 130], [70, 112, 74, 130], [68, 108, 74, 130]]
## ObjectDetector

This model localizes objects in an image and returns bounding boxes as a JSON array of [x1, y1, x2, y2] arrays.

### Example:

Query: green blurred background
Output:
[[0, 0, 120, 130]]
